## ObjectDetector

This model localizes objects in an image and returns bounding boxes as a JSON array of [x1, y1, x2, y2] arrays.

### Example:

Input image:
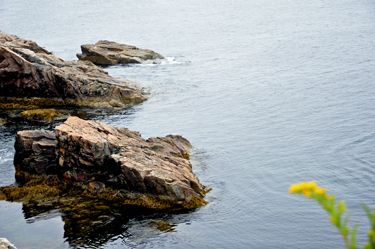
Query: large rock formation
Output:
[[77, 40, 164, 65], [14, 130, 57, 177], [0, 31, 146, 109], [10, 117, 207, 209], [56, 117, 203, 201]]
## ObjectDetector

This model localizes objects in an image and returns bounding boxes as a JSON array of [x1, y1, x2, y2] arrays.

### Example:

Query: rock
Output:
[[0, 238, 17, 249], [0, 31, 147, 109], [18, 109, 67, 121], [77, 40, 164, 65], [14, 130, 58, 178], [10, 116, 207, 209], [55, 117, 203, 201]]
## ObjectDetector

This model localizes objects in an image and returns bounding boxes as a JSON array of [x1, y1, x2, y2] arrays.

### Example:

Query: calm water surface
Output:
[[1, 0, 375, 248]]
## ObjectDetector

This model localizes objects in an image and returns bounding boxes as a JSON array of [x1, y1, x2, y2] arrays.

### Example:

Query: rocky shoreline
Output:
[[0, 30, 211, 249], [0, 31, 148, 113], [0, 32, 209, 238]]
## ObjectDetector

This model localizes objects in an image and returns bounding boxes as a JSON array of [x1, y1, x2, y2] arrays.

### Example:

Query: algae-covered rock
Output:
[[77, 40, 164, 65], [0, 97, 62, 110], [149, 220, 177, 232], [0, 118, 210, 247], [19, 109, 67, 121], [3, 116, 210, 211], [0, 31, 147, 109]]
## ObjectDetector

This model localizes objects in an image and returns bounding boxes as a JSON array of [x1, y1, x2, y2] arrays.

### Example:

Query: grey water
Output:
[[1, 0, 375, 248]]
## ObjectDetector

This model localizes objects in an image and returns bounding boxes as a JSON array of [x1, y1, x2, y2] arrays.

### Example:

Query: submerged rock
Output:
[[0, 31, 146, 109], [6, 117, 209, 210], [77, 40, 164, 65]]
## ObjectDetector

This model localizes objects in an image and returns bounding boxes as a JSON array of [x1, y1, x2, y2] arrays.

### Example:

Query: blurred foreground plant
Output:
[[289, 181, 375, 249]]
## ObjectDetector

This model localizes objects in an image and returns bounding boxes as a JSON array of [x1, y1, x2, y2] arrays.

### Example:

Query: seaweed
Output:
[[0, 96, 67, 110], [19, 109, 67, 121], [1, 168, 209, 211], [149, 220, 177, 232]]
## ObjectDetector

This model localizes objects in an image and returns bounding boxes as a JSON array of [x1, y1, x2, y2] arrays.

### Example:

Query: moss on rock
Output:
[[0, 97, 67, 110], [1, 169, 210, 211], [19, 109, 67, 121]]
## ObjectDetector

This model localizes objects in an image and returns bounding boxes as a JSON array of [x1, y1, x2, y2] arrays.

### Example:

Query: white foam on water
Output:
[[140, 57, 182, 66]]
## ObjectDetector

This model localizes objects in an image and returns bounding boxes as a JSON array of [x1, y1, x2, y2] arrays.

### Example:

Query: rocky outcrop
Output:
[[77, 40, 164, 65], [14, 130, 58, 177], [9, 117, 207, 209], [55, 117, 203, 201], [0, 31, 146, 109]]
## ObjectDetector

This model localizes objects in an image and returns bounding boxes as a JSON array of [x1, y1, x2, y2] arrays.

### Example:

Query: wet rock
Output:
[[0, 31, 146, 109], [14, 130, 58, 178], [9, 116, 208, 210], [0, 238, 17, 249], [77, 40, 164, 65], [55, 117, 204, 201], [19, 109, 67, 121]]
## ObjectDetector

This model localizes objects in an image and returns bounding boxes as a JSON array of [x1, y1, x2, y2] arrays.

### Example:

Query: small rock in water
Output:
[[77, 40, 164, 65], [0, 238, 17, 249]]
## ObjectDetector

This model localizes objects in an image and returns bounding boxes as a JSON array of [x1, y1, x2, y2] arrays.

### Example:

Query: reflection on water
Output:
[[2, 196, 188, 248], [23, 198, 155, 247]]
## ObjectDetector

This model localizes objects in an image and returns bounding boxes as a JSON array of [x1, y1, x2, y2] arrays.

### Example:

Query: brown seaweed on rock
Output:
[[1, 117, 210, 214], [1, 157, 210, 211], [19, 109, 67, 121]]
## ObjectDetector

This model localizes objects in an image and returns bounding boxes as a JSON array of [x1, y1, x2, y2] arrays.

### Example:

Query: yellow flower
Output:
[[289, 181, 317, 193], [303, 190, 311, 197], [305, 181, 317, 190], [314, 187, 327, 195], [289, 184, 302, 193]]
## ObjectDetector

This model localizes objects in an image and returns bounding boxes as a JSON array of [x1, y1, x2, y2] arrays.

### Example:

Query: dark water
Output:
[[1, 0, 375, 248]]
